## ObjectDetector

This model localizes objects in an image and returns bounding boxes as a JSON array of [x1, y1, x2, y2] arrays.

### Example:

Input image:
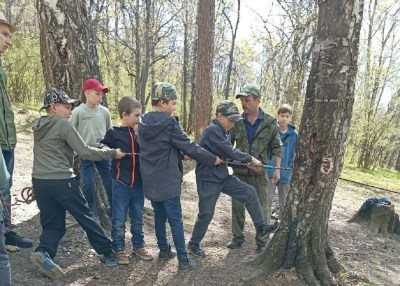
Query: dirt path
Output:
[[6, 109, 400, 286]]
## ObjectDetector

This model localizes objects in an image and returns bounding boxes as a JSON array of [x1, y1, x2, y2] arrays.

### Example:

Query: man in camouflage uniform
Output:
[[228, 85, 283, 253]]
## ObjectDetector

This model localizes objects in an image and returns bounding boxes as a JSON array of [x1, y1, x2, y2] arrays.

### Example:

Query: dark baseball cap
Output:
[[216, 100, 242, 122], [43, 89, 79, 109]]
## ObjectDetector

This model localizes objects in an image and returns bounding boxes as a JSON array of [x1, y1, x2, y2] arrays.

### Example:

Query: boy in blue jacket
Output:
[[138, 82, 221, 272], [101, 96, 153, 265], [188, 100, 278, 258], [267, 104, 297, 220]]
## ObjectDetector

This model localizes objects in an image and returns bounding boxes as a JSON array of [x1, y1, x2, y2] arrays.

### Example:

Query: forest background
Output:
[[1, 0, 400, 172]]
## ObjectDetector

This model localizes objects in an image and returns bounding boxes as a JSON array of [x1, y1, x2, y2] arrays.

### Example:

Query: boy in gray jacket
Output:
[[188, 101, 278, 258], [30, 89, 125, 280]]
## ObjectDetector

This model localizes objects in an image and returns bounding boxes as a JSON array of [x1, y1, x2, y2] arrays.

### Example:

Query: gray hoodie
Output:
[[32, 116, 116, 180], [138, 111, 216, 201]]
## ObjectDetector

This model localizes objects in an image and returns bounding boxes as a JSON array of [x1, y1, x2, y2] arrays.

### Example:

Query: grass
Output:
[[340, 165, 400, 192]]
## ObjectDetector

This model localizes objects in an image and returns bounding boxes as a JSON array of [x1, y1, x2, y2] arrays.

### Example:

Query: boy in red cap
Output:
[[71, 79, 113, 214]]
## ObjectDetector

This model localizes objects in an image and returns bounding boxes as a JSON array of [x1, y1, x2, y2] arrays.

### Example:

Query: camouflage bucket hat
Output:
[[151, 82, 178, 100], [43, 88, 79, 108], [216, 100, 242, 122], [236, 84, 261, 99]]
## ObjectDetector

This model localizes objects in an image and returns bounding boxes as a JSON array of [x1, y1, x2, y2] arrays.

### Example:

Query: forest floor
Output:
[[6, 109, 400, 286]]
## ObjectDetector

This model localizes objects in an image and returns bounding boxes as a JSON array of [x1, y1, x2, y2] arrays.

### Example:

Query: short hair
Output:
[[277, 104, 293, 115], [118, 96, 142, 118], [151, 99, 170, 106]]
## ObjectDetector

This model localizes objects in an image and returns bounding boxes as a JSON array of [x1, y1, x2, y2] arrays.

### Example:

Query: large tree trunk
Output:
[[37, 0, 102, 101], [37, 0, 110, 229], [249, 1, 364, 285], [194, 0, 215, 142]]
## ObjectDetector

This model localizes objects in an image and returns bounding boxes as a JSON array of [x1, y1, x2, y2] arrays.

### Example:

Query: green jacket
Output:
[[230, 109, 283, 176], [0, 65, 17, 151]]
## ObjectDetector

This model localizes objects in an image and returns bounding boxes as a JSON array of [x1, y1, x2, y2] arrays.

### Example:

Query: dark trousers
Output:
[[190, 176, 265, 245], [151, 196, 187, 260], [32, 177, 113, 259]]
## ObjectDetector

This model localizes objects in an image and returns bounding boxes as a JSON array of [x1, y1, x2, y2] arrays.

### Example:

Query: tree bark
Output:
[[194, 0, 215, 142], [37, 0, 103, 101], [249, 1, 364, 285]]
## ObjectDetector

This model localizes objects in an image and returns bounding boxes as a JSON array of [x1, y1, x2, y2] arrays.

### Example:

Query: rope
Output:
[[222, 160, 292, 170]]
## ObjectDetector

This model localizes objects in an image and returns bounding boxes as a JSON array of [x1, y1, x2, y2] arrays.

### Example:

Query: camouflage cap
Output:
[[43, 88, 79, 108], [216, 100, 242, 122], [151, 82, 178, 100], [236, 84, 261, 99]]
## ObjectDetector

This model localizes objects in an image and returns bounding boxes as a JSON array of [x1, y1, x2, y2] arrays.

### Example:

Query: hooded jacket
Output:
[[267, 124, 297, 183], [138, 111, 216, 201], [0, 66, 16, 150], [32, 116, 116, 180], [101, 126, 142, 188], [196, 119, 251, 182]]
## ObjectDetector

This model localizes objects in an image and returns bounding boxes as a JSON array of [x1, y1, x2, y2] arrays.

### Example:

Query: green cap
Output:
[[216, 100, 242, 122], [236, 84, 261, 99], [151, 82, 178, 100]]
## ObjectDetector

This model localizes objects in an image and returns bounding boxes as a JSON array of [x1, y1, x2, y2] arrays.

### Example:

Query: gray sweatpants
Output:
[[267, 177, 289, 220], [0, 222, 11, 286], [190, 176, 265, 244]]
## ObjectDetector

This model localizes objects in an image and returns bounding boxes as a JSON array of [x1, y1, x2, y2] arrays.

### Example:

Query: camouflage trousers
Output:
[[231, 174, 269, 246]]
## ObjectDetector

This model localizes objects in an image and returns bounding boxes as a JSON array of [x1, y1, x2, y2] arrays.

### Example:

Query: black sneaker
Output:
[[5, 231, 33, 248], [226, 239, 243, 249], [188, 241, 206, 258], [178, 257, 196, 272], [158, 245, 176, 261], [256, 222, 278, 239], [256, 244, 266, 254]]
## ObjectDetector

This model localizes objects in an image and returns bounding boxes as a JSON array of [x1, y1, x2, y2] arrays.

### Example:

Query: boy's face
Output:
[[162, 99, 177, 115], [85, 89, 103, 106], [277, 112, 292, 128], [123, 107, 142, 128], [0, 24, 12, 54], [50, 103, 73, 119], [217, 113, 235, 131]]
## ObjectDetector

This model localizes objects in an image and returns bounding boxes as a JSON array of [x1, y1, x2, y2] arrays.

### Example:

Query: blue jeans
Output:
[[151, 196, 187, 260], [0, 222, 11, 286], [1, 149, 14, 232], [111, 179, 145, 251], [80, 159, 112, 209]]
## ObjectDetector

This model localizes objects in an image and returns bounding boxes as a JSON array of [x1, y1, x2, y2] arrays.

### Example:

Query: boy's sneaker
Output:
[[132, 247, 153, 261], [188, 241, 206, 258], [256, 222, 278, 239], [100, 251, 118, 266], [5, 231, 33, 248], [178, 257, 196, 272], [115, 251, 129, 265], [158, 245, 176, 261], [31, 251, 65, 280]]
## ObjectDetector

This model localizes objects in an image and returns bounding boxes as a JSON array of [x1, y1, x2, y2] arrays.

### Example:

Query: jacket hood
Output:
[[32, 116, 61, 141], [281, 124, 296, 135], [139, 112, 175, 140]]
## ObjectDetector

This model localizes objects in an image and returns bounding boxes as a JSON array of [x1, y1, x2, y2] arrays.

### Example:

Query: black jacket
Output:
[[196, 119, 252, 182], [138, 111, 216, 201], [101, 126, 142, 187]]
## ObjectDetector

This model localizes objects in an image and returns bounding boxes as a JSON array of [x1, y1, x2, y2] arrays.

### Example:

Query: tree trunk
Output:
[[37, 0, 103, 101], [194, 0, 215, 142], [187, 37, 198, 134], [37, 0, 110, 229], [249, 1, 364, 285]]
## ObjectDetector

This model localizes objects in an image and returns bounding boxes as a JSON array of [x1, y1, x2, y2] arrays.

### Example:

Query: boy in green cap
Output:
[[188, 100, 278, 258], [138, 82, 221, 272]]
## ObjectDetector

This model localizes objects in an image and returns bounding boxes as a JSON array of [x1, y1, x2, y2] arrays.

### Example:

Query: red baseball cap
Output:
[[82, 79, 109, 93]]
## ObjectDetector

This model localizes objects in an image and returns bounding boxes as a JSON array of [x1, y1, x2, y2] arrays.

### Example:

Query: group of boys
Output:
[[0, 11, 298, 283]]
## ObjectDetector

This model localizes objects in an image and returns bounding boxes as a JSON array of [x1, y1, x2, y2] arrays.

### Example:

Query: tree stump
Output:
[[348, 200, 400, 235]]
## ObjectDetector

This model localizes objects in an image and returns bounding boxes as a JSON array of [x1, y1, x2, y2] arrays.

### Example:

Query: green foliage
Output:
[[341, 164, 400, 192]]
